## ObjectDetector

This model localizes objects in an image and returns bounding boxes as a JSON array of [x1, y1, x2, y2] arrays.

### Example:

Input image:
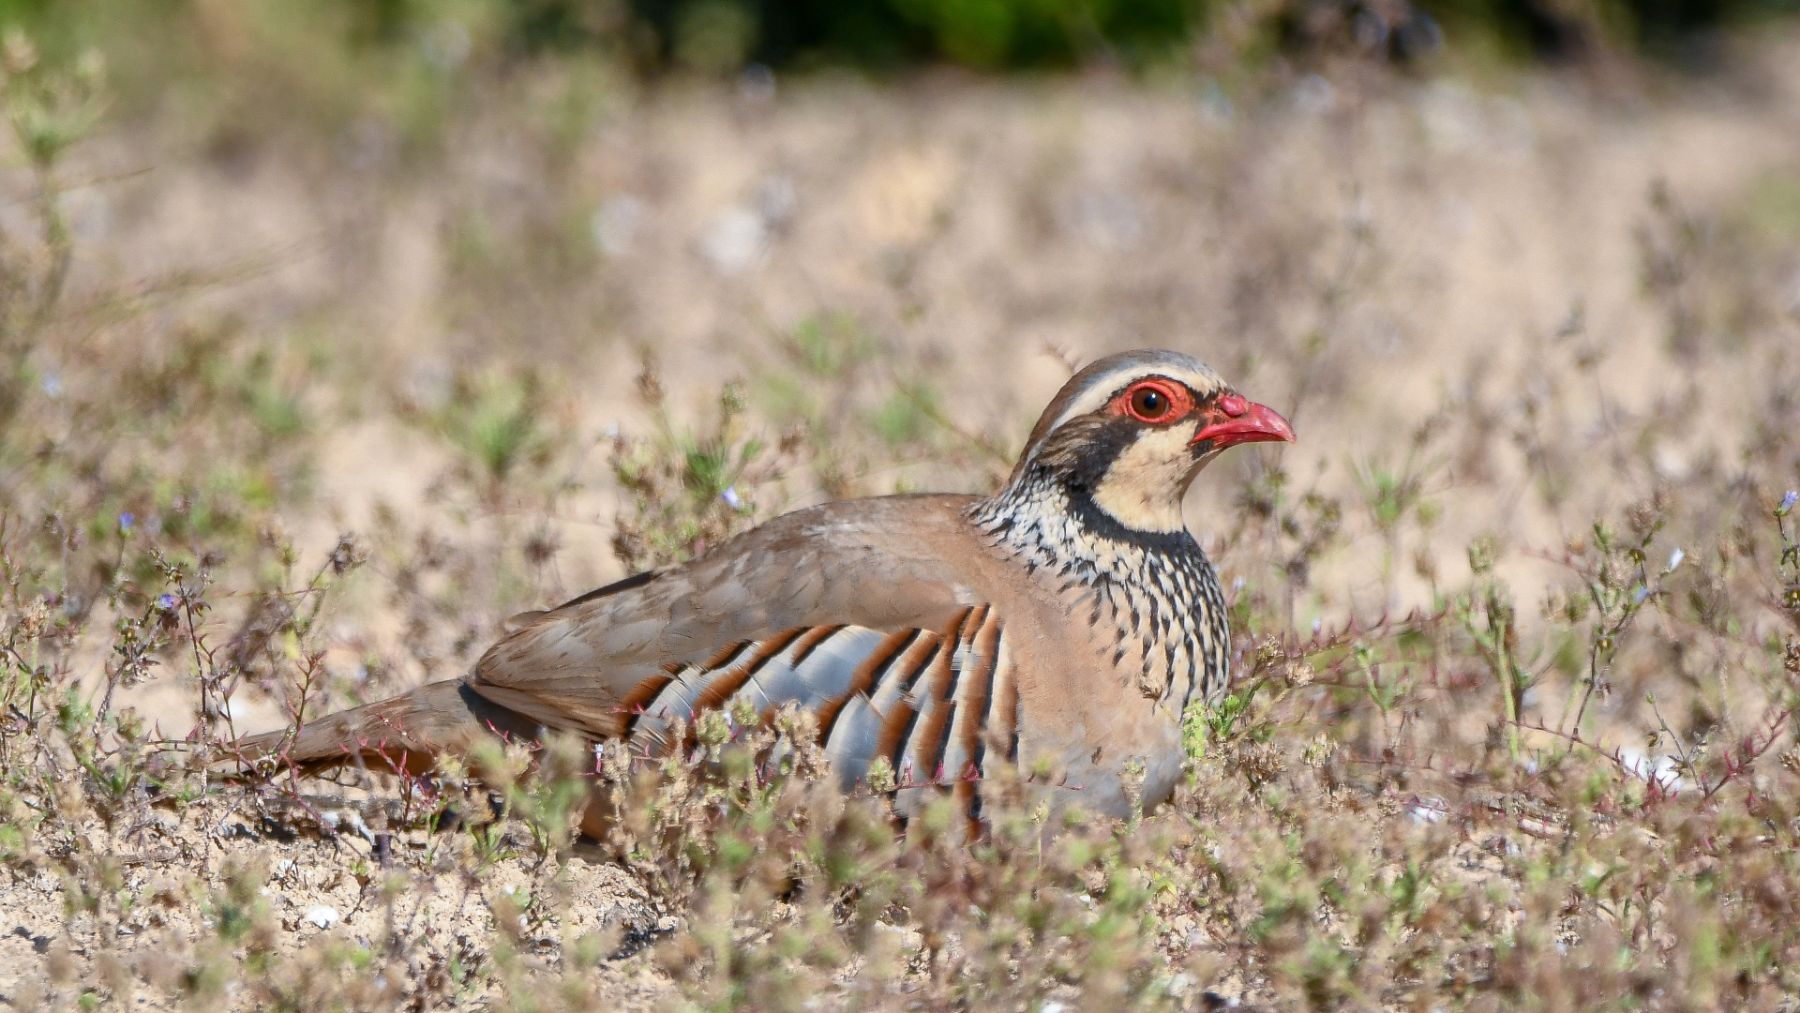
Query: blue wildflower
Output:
[[720, 486, 745, 511], [118, 511, 135, 533], [1780, 490, 1799, 517], [157, 594, 176, 611]]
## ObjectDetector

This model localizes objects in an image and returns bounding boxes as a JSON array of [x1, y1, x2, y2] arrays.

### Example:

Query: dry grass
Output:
[[2, 23, 1800, 1009]]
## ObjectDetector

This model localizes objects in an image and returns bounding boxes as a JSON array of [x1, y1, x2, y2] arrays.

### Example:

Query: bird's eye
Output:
[[1127, 384, 1173, 422]]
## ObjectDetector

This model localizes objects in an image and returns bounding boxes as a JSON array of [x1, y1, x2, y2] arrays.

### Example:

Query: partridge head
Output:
[[1004, 349, 1295, 535], [226, 349, 1294, 834]]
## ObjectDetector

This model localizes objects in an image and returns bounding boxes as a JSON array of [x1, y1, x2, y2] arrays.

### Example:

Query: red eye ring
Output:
[[1118, 379, 1189, 424]]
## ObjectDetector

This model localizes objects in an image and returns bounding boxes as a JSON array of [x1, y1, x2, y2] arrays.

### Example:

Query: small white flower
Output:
[[590, 195, 645, 258], [1665, 547, 1685, 573], [1406, 796, 1447, 825], [700, 206, 768, 274], [303, 905, 340, 929], [1617, 748, 1690, 791]]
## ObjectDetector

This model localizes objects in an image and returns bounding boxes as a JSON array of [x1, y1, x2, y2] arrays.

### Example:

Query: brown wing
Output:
[[465, 496, 990, 761]]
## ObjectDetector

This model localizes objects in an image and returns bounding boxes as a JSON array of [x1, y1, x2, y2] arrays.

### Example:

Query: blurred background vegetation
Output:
[[1, 0, 1794, 88]]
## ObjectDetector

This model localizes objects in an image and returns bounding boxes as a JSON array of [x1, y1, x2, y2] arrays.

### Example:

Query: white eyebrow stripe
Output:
[[1041, 367, 1227, 436], [1044, 387, 1121, 433]]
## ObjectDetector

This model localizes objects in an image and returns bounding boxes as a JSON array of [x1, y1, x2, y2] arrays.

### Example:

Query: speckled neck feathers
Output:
[[970, 467, 1231, 713]]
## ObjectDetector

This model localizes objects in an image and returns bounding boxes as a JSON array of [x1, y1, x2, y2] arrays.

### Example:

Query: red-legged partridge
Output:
[[229, 349, 1295, 834]]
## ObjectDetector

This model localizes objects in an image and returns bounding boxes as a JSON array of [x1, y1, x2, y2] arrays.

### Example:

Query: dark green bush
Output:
[[3, 0, 1795, 76]]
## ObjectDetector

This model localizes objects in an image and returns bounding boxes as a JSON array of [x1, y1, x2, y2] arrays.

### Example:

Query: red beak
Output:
[[1191, 394, 1296, 451]]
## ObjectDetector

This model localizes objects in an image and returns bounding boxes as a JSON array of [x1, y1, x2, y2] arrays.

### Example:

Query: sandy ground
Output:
[[68, 47, 1800, 558]]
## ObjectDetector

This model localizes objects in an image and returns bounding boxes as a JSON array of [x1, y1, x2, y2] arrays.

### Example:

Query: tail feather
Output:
[[215, 678, 625, 839], [218, 679, 540, 778]]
